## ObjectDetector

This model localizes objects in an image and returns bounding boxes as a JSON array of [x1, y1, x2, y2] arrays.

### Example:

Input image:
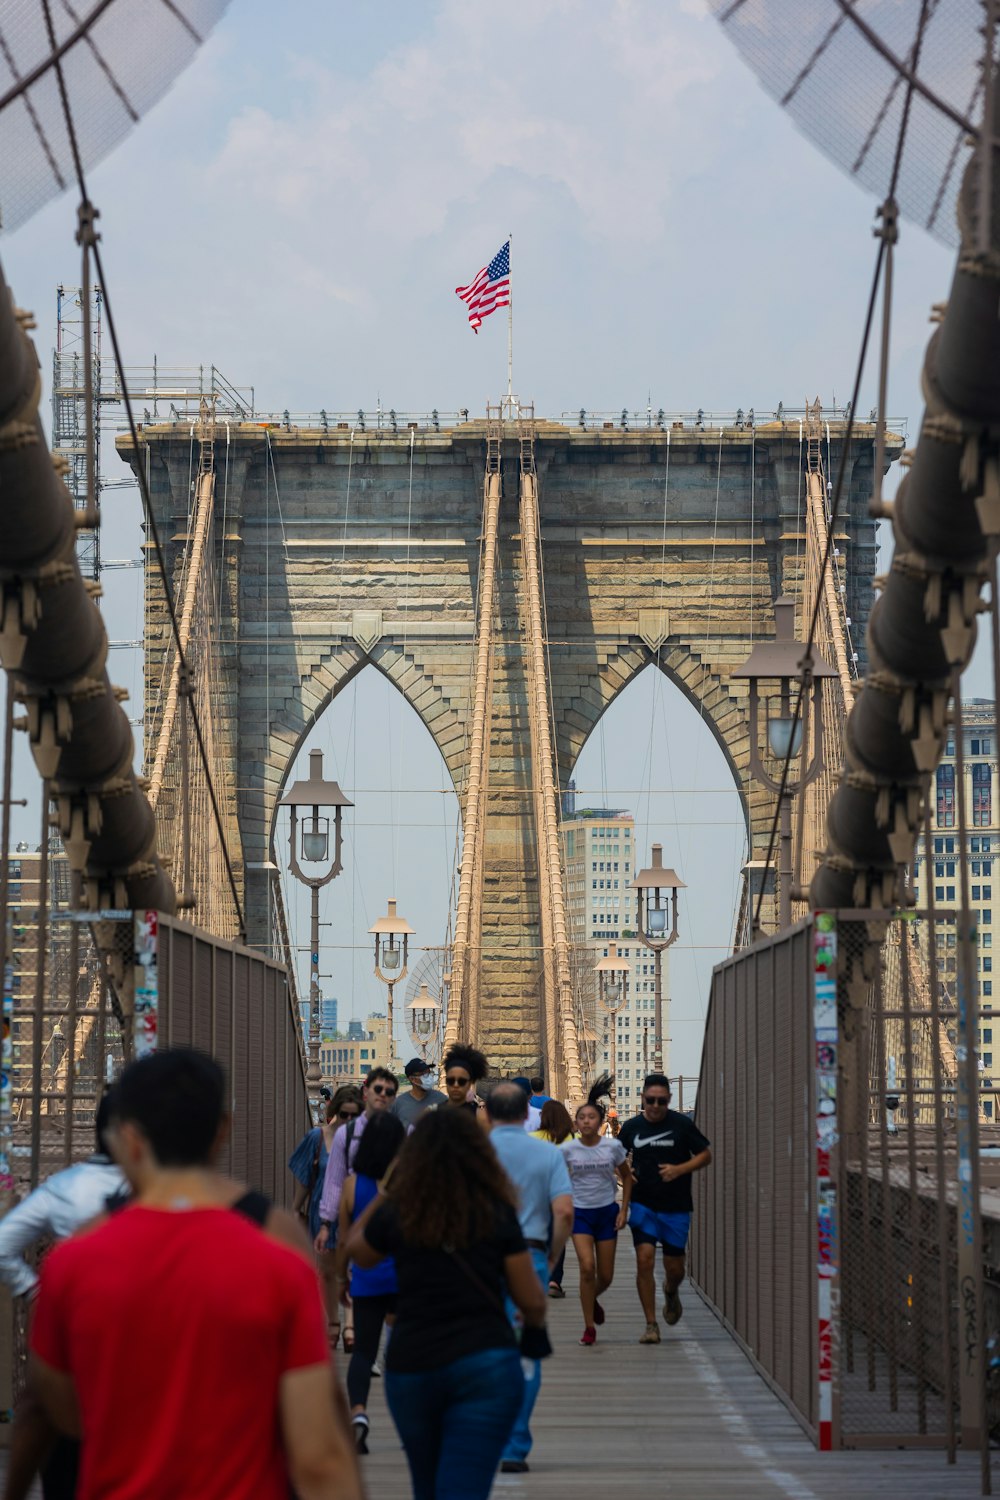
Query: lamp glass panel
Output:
[[302, 828, 329, 862], [381, 943, 401, 971], [605, 979, 622, 1003], [647, 906, 667, 935], [767, 716, 803, 759]]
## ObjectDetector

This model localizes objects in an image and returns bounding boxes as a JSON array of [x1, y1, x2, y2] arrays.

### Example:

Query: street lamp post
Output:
[[371, 899, 414, 1072], [405, 981, 441, 1063], [632, 845, 685, 1076], [279, 750, 353, 1116], [732, 596, 836, 931], [595, 941, 631, 1103]]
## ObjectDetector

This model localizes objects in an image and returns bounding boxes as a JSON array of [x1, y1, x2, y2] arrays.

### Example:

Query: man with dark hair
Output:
[[529, 1076, 551, 1109], [618, 1072, 712, 1345], [0, 1089, 123, 1301], [316, 1065, 398, 1249], [487, 1081, 572, 1473], [28, 1048, 362, 1500], [392, 1058, 445, 1127]]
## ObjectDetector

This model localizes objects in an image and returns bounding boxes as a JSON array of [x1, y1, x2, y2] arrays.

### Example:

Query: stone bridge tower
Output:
[[123, 414, 899, 1072]]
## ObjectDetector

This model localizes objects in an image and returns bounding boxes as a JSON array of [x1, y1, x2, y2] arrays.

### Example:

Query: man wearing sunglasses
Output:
[[315, 1068, 398, 1253], [618, 1073, 711, 1345]]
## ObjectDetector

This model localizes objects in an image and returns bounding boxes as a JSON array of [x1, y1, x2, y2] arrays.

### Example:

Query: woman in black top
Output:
[[441, 1043, 488, 1116], [347, 1108, 547, 1500]]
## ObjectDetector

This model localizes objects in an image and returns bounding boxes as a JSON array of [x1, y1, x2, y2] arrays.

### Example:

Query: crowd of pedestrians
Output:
[[1, 1044, 711, 1500]]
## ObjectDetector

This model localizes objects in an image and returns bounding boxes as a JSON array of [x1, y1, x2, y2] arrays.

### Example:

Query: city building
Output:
[[561, 808, 671, 1117], [319, 1011, 390, 1086], [912, 698, 997, 1116], [320, 993, 338, 1037]]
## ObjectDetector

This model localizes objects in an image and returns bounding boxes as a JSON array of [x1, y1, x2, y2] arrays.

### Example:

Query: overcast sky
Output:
[[1, 0, 979, 1078]]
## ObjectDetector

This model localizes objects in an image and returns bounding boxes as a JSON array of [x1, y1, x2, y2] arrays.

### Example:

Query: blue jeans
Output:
[[502, 1246, 548, 1463], [385, 1347, 524, 1500]]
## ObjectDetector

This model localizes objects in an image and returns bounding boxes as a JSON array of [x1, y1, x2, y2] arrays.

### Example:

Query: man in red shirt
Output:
[[29, 1048, 363, 1500]]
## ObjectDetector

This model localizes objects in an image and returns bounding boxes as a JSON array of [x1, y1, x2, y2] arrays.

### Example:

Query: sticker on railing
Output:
[[813, 911, 838, 1451], [134, 911, 159, 1057]]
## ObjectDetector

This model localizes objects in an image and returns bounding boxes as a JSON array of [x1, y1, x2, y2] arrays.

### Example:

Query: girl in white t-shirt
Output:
[[561, 1075, 632, 1345]]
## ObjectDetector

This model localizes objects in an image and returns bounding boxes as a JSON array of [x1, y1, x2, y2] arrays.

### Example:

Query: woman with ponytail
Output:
[[561, 1075, 631, 1345]]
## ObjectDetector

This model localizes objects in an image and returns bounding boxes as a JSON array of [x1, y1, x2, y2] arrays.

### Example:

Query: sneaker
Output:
[[579, 1325, 597, 1345], [501, 1460, 530, 1473], [593, 1300, 605, 1326], [371, 1361, 382, 1378], [663, 1289, 683, 1326], [352, 1415, 370, 1455], [547, 1282, 565, 1298], [639, 1322, 661, 1344]]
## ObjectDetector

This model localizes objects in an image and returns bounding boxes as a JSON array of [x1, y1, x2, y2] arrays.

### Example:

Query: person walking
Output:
[[0, 1091, 124, 1500], [28, 1048, 362, 1500], [347, 1107, 549, 1500], [561, 1076, 631, 1345], [530, 1100, 574, 1298], [392, 1059, 445, 1126], [511, 1077, 542, 1131], [334, 1111, 405, 1454], [290, 1086, 362, 1354], [618, 1071, 712, 1344], [315, 1066, 398, 1250], [441, 1044, 488, 1116], [529, 1077, 551, 1111], [486, 1081, 573, 1475]]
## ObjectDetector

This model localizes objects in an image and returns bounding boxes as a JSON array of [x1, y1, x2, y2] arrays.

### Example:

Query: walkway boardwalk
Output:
[[362, 1245, 984, 1500]]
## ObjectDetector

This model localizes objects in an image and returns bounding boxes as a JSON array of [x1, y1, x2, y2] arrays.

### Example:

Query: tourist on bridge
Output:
[[0, 1089, 123, 1500], [315, 1064, 399, 1248], [529, 1076, 552, 1110], [0, 1089, 123, 1301], [562, 1075, 632, 1345], [334, 1110, 405, 1454], [28, 1048, 362, 1500], [290, 1085, 362, 1355], [441, 1043, 488, 1117], [393, 1057, 446, 1124], [511, 1076, 543, 1130], [618, 1072, 712, 1345], [486, 1081, 573, 1474], [530, 1099, 575, 1298], [348, 1106, 549, 1499]]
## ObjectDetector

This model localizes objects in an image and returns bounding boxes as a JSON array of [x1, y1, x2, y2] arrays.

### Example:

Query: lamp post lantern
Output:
[[279, 749, 353, 1116], [370, 899, 415, 1071], [732, 596, 836, 931], [632, 845, 685, 1076], [405, 981, 441, 1063], [595, 941, 631, 1103]]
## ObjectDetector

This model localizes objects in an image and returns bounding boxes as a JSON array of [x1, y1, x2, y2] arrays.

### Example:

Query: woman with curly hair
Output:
[[562, 1075, 631, 1345], [441, 1043, 488, 1116], [346, 1107, 548, 1500]]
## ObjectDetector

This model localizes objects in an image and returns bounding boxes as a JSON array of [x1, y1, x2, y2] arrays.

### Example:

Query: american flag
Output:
[[455, 240, 510, 333]]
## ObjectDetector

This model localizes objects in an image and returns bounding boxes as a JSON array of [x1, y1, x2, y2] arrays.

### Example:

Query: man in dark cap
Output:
[[392, 1058, 445, 1128]]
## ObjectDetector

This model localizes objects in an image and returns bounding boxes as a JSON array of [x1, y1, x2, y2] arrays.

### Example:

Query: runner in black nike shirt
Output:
[[618, 1073, 712, 1345]]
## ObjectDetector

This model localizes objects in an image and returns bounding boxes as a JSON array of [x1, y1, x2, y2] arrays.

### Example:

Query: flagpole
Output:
[[507, 231, 513, 401]]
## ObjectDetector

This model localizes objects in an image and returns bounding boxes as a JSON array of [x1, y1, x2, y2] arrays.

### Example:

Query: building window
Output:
[[986, 981, 994, 996], [935, 837, 944, 853], [972, 739, 981, 755], [986, 1101, 994, 1120], [985, 1053, 993, 1068], [974, 763, 992, 827], [985, 911, 993, 926], [947, 886, 955, 900], [936, 764, 956, 827], [974, 886, 981, 901], [984, 1027, 994, 1043], [986, 958, 993, 972], [947, 837, 956, 853]]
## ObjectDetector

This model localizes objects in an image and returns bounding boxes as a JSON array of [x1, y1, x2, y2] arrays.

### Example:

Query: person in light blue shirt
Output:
[[487, 1082, 573, 1473]]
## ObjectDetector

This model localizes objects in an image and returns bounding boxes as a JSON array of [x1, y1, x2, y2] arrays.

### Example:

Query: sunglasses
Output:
[[445, 1075, 471, 1087], [644, 1095, 670, 1106], [337, 1109, 360, 1120], [370, 1084, 397, 1097]]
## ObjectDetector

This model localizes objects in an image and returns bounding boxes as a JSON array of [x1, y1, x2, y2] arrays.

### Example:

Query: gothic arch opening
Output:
[[273, 664, 460, 1066], [567, 662, 747, 1113]]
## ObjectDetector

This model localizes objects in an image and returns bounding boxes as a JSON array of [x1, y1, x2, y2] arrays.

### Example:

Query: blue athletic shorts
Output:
[[628, 1202, 692, 1255], [572, 1201, 619, 1241]]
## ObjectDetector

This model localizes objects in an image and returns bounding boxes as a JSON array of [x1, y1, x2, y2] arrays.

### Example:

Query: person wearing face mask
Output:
[[315, 1068, 399, 1253]]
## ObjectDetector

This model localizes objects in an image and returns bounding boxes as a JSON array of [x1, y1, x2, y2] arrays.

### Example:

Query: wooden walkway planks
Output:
[[360, 1244, 985, 1499]]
